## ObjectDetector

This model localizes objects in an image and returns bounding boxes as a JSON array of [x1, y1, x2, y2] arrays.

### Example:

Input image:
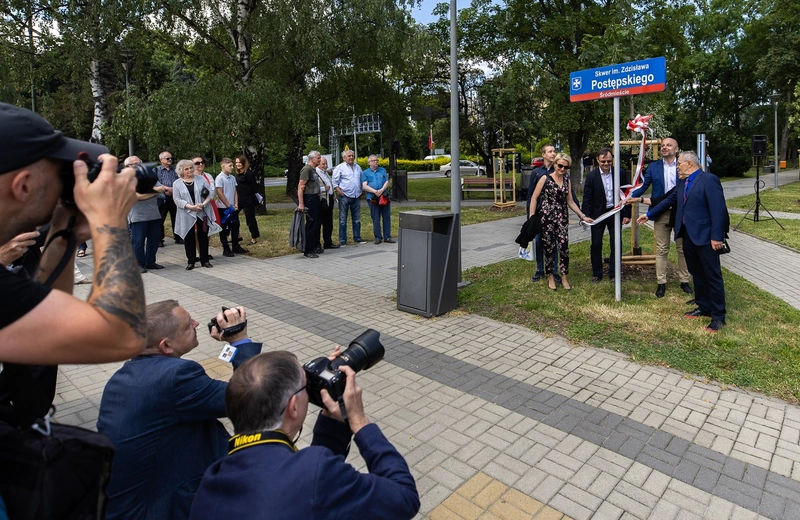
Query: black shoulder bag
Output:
[[0, 219, 116, 520]]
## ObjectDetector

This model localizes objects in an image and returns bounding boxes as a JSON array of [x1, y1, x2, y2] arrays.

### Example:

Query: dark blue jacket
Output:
[[189, 414, 420, 520], [632, 158, 678, 199], [97, 342, 262, 520], [647, 170, 727, 246]]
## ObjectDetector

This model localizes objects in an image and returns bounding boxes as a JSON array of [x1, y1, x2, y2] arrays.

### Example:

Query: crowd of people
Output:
[[525, 139, 728, 332], [0, 103, 420, 520]]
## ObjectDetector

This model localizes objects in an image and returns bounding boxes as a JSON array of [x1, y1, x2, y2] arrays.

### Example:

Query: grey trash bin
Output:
[[397, 211, 458, 318]]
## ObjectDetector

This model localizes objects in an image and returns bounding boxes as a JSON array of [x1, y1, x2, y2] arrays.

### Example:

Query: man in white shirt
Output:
[[631, 137, 691, 298], [332, 150, 366, 246], [215, 158, 246, 257]]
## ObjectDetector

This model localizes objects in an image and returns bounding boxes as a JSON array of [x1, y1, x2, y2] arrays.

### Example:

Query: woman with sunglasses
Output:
[[173, 159, 217, 269], [235, 154, 261, 245], [529, 153, 593, 291]]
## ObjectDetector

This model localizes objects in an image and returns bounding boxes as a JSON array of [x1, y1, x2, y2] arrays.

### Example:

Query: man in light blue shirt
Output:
[[332, 150, 365, 246], [362, 155, 395, 244]]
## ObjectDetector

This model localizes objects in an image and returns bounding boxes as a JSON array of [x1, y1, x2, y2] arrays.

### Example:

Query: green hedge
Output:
[[356, 156, 484, 172]]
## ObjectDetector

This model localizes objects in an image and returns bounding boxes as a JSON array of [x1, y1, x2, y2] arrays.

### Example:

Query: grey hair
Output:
[[124, 156, 141, 166], [679, 151, 701, 167], [307, 150, 321, 160], [175, 159, 194, 176], [342, 150, 355, 159], [159, 151, 171, 160]]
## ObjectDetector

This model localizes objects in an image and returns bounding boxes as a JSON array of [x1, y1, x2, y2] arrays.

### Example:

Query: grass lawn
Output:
[[727, 181, 800, 213], [459, 226, 800, 403], [210, 204, 524, 259]]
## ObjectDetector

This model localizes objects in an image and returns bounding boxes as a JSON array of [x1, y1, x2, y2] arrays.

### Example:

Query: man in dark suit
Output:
[[190, 351, 420, 520], [581, 148, 631, 282], [97, 302, 263, 520], [631, 137, 691, 298], [638, 151, 728, 332]]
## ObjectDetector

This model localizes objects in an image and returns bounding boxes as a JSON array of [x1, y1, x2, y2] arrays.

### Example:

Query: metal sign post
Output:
[[570, 57, 667, 302]]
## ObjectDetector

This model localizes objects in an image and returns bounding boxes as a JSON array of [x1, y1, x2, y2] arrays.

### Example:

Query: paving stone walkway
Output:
[[60, 171, 800, 520]]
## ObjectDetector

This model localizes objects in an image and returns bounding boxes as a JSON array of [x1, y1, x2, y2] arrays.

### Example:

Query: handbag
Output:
[[0, 365, 115, 520], [378, 194, 390, 206]]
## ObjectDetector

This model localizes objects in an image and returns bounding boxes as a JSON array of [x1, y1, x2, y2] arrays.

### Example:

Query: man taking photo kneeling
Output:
[[190, 351, 420, 520], [97, 303, 262, 520]]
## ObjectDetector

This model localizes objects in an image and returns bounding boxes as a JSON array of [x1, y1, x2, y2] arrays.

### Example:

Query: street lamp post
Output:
[[772, 92, 780, 190], [120, 49, 135, 158]]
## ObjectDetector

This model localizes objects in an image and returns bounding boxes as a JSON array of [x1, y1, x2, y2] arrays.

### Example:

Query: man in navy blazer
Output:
[[631, 137, 691, 298], [581, 148, 631, 282], [190, 351, 420, 520], [638, 151, 728, 331], [97, 302, 262, 520]]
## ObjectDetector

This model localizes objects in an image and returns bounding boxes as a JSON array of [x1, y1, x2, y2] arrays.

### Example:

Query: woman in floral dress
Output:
[[529, 153, 593, 290]]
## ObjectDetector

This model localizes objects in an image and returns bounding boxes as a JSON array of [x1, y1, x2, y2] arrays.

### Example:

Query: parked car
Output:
[[424, 154, 451, 161], [440, 160, 486, 177], [531, 157, 544, 168]]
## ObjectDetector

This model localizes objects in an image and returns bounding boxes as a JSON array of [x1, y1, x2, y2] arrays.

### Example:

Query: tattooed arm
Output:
[[0, 155, 146, 364]]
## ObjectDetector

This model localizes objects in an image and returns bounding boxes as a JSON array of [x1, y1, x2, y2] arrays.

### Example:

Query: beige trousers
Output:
[[653, 212, 689, 284]]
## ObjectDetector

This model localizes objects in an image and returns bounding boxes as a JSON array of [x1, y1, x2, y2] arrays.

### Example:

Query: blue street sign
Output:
[[570, 57, 667, 102]]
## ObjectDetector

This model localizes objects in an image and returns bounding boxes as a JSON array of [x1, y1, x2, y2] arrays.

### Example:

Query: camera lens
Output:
[[60, 160, 159, 205], [331, 329, 385, 373]]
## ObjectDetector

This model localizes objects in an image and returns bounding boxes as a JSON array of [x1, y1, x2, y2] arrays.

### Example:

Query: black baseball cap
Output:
[[0, 102, 109, 175]]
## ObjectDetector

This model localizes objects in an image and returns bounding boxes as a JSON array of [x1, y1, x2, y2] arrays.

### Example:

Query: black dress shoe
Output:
[[655, 284, 666, 298], [201, 262, 213, 268], [315, 247, 325, 254], [186, 264, 194, 270], [207, 255, 214, 260], [686, 298, 696, 305], [175, 237, 184, 244], [223, 250, 235, 257], [384, 238, 396, 244], [138, 266, 147, 273], [531, 272, 543, 282], [159, 241, 165, 248], [681, 282, 693, 295], [591, 276, 602, 283], [304, 253, 319, 259], [705, 319, 726, 332], [233, 247, 249, 254], [684, 308, 711, 318], [324, 244, 340, 249], [145, 263, 165, 270]]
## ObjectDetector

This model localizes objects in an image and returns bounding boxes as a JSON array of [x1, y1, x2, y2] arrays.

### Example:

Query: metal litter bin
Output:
[[397, 211, 458, 317]]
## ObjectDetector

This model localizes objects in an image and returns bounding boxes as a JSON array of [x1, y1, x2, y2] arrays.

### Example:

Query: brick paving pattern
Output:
[[57, 170, 800, 519]]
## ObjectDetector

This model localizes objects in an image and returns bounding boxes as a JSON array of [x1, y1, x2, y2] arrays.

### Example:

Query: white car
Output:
[[440, 160, 486, 177]]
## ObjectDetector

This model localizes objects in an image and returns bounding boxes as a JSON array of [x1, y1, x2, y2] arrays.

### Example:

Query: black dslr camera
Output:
[[304, 329, 385, 407], [60, 154, 158, 205]]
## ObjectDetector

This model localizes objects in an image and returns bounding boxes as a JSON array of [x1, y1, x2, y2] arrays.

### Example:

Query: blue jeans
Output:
[[130, 219, 161, 267], [368, 200, 391, 240], [338, 195, 362, 244]]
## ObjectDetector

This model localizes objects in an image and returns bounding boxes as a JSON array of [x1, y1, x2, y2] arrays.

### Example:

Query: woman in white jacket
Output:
[[173, 159, 218, 269]]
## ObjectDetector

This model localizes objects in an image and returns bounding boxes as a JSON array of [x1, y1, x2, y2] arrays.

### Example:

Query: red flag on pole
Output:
[[428, 127, 434, 152]]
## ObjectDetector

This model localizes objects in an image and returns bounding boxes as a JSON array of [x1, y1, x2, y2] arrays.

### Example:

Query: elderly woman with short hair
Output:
[[529, 153, 593, 291], [173, 159, 217, 270]]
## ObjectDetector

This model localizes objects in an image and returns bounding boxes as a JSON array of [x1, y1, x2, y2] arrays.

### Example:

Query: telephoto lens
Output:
[[60, 156, 158, 205], [304, 329, 385, 407]]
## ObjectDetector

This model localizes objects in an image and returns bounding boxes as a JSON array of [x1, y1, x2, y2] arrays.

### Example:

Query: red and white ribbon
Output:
[[583, 114, 652, 227]]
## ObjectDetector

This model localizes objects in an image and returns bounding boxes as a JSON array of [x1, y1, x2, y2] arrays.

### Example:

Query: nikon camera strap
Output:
[[228, 429, 297, 455]]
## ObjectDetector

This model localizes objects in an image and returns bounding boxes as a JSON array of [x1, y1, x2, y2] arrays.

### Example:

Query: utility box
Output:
[[397, 211, 458, 317]]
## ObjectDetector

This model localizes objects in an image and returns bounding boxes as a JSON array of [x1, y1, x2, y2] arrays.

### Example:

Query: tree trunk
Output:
[[285, 132, 304, 202], [89, 58, 107, 144]]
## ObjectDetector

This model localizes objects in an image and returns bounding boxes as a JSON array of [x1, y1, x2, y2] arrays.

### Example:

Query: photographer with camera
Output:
[[97, 302, 263, 520], [190, 338, 420, 520], [0, 103, 146, 364]]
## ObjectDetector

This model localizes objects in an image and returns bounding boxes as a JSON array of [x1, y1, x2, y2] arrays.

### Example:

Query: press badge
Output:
[[218, 344, 238, 363]]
